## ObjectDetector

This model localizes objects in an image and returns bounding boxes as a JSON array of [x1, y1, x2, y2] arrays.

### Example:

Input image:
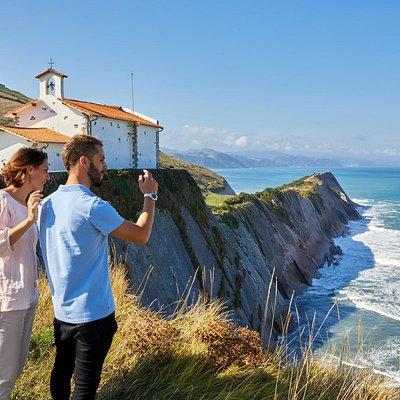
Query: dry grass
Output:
[[279, 175, 324, 198], [12, 265, 399, 400]]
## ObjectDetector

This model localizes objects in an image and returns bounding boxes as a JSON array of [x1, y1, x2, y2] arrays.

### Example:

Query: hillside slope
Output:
[[0, 84, 30, 125]]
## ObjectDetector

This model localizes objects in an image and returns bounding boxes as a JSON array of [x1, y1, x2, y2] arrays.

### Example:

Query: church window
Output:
[[30, 116, 35, 121], [74, 124, 78, 128], [110, 122, 113, 126], [118, 138, 121, 142]]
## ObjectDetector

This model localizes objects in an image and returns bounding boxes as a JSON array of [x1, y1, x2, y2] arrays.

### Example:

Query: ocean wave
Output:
[[336, 200, 400, 321], [342, 295, 400, 322], [296, 197, 400, 381]]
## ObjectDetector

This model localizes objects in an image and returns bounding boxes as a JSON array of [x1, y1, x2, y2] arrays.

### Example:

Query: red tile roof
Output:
[[3, 101, 39, 117], [0, 125, 70, 143], [61, 98, 162, 128], [3, 98, 162, 129]]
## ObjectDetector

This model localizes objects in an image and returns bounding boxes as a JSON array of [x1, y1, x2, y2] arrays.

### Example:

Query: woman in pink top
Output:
[[0, 147, 49, 400]]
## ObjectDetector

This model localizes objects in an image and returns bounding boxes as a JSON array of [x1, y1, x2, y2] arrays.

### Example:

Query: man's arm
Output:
[[111, 198, 155, 244], [110, 170, 158, 245]]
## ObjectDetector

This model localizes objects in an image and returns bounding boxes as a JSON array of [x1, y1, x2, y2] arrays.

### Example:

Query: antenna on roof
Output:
[[130, 73, 135, 115]]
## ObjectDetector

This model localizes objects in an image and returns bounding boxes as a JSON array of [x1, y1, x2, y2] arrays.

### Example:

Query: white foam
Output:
[[336, 200, 400, 322], [343, 297, 400, 321], [296, 197, 400, 382]]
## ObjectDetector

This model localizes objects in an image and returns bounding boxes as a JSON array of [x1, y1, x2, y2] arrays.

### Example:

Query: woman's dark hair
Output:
[[1, 147, 48, 188]]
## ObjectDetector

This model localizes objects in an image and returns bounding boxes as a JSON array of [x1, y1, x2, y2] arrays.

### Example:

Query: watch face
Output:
[[150, 193, 158, 200]]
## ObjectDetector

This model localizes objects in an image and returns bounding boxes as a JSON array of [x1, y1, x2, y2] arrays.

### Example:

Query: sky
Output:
[[1, 0, 399, 165]]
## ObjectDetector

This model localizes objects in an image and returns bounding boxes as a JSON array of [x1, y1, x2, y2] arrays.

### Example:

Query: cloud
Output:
[[223, 135, 248, 147], [235, 136, 248, 147], [161, 124, 248, 151], [160, 123, 400, 163], [373, 148, 400, 156]]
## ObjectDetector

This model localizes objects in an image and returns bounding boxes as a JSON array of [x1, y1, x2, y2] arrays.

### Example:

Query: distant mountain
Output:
[[162, 148, 344, 169], [162, 148, 248, 168]]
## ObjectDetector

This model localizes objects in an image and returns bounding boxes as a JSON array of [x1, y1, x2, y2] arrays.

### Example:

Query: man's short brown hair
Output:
[[62, 135, 103, 171]]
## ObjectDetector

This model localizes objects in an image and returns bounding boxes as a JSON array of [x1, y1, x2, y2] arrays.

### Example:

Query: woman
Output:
[[0, 147, 49, 400]]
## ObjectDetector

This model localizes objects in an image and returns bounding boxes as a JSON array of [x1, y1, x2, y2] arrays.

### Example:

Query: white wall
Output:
[[42, 143, 65, 172], [15, 97, 87, 137], [0, 131, 34, 149], [92, 117, 134, 169], [137, 125, 158, 169], [0, 131, 65, 172]]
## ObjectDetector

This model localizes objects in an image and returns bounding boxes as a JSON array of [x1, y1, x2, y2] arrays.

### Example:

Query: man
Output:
[[39, 135, 158, 400]]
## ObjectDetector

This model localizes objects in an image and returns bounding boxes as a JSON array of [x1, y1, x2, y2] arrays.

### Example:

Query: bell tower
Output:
[[36, 59, 67, 99]]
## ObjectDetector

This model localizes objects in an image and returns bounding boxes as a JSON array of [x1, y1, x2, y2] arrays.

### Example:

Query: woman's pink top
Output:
[[0, 190, 39, 311]]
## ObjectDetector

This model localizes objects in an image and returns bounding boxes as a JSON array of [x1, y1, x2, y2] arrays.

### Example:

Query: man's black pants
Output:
[[50, 312, 117, 400]]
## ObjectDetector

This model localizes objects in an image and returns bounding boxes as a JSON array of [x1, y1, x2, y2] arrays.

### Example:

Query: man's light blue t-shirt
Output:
[[39, 184, 125, 323]]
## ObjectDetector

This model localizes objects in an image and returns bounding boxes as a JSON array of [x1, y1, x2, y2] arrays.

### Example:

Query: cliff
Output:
[[41, 170, 360, 342]]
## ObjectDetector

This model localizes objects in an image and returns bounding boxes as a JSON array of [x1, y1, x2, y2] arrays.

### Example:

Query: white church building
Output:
[[0, 67, 163, 171]]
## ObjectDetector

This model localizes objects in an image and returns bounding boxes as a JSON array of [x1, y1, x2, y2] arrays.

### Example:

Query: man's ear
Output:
[[79, 155, 89, 169]]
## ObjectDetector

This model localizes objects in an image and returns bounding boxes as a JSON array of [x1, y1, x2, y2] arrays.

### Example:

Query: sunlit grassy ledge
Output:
[[13, 266, 398, 400]]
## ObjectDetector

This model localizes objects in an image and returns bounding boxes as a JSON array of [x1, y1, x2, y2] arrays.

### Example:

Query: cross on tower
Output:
[[48, 58, 55, 69]]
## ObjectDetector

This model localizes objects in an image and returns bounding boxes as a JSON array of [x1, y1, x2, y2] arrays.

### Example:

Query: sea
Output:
[[213, 166, 400, 383]]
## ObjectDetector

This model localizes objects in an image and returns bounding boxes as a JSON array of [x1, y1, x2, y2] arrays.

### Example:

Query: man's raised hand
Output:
[[138, 170, 158, 195]]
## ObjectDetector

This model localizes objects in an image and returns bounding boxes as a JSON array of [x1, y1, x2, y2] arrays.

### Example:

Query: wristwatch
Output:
[[144, 193, 158, 201]]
